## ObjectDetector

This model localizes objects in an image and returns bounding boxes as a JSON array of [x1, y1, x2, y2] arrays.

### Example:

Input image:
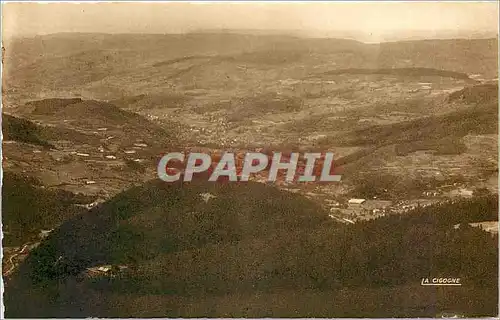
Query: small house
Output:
[[348, 198, 366, 205]]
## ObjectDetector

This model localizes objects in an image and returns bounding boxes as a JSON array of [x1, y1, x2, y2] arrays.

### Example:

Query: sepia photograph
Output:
[[1, 1, 499, 317]]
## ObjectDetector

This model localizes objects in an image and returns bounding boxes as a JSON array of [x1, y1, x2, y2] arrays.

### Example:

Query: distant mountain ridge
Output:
[[183, 28, 498, 43], [3, 33, 497, 103]]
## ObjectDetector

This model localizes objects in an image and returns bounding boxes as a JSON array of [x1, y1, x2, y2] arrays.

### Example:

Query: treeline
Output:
[[385, 193, 498, 226], [347, 173, 468, 200], [323, 67, 471, 80]]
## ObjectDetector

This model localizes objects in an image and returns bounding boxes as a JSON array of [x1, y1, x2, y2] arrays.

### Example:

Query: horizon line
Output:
[[5, 30, 498, 45]]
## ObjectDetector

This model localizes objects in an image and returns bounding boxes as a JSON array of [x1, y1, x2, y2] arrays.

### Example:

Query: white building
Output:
[[348, 198, 366, 205]]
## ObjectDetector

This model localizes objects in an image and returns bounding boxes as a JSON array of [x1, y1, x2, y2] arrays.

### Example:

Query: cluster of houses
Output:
[[64, 135, 154, 187], [326, 198, 393, 223], [325, 195, 453, 223]]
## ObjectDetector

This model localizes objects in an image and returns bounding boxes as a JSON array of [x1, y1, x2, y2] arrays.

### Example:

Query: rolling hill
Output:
[[448, 83, 499, 104], [17, 98, 180, 150], [4, 180, 497, 317], [2, 114, 54, 148], [2, 172, 93, 246], [3, 34, 497, 103], [319, 84, 498, 156]]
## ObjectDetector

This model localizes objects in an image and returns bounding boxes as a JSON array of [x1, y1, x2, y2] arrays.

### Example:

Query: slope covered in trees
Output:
[[5, 179, 497, 317]]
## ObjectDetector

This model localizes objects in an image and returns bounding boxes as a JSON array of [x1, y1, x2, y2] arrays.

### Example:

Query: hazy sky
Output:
[[2, 1, 499, 41]]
